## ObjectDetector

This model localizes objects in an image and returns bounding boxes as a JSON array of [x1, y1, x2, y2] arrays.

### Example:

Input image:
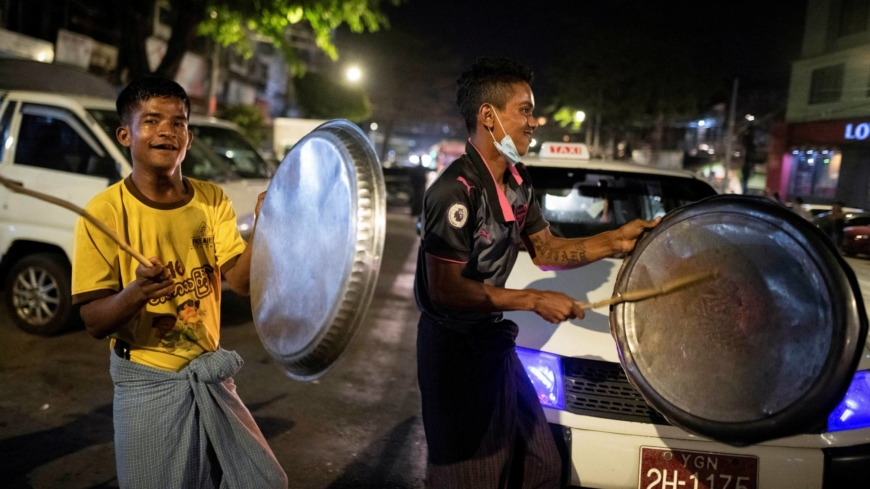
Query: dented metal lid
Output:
[[611, 195, 867, 445]]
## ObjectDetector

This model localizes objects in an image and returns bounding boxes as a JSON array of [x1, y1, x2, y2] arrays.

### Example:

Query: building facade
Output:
[[0, 0, 324, 120], [773, 0, 870, 207]]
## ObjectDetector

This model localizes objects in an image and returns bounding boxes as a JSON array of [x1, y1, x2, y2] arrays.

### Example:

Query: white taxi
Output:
[[508, 142, 870, 488]]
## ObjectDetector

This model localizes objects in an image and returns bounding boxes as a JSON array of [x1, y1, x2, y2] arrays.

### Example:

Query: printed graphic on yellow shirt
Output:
[[151, 300, 209, 353], [192, 221, 215, 249], [147, 258, 215, 306]]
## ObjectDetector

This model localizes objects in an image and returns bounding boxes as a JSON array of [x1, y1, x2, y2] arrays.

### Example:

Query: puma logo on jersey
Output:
[[457, 176, 475, 195]]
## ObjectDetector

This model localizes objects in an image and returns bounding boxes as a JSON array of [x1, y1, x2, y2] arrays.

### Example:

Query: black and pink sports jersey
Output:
[[414, 141, 549, 326]]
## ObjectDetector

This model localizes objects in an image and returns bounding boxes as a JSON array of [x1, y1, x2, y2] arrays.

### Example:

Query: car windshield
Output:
[[526, 167, 716, 239], [190, 125, 272, 179], [86, 109, 240, 182]]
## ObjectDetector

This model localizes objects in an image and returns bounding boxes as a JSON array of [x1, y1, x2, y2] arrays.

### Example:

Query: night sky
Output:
[[338, 0, 809, 110]]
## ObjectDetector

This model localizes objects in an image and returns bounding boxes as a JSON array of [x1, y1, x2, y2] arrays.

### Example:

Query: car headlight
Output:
[[856, 235, 869, 240], [516, 347, 565, 409], [828, 370, 870, 432], [237, 213, 255, 240]]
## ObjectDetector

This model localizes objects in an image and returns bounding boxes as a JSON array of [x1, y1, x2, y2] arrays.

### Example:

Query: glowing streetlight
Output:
[[698, 120, 706, 127], [346, 66, 362, 83], [370, 122, 378, 131], [573, 111, 586, 123], [745, 114, 755, 121]]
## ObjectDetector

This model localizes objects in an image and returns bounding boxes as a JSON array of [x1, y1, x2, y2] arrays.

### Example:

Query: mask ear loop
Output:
[[485, 104, 506, 143], [491, 106, 508, 141]]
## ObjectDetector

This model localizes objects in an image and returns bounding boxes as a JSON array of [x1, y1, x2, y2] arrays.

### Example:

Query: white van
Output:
[[508, 143, 870, 488], [189, 115, 275, 182], [0, 91, 266, 335]]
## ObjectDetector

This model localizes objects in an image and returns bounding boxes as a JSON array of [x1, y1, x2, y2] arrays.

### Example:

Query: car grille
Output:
[[562, 357, 830, 433], [562, 357, 670, 425]]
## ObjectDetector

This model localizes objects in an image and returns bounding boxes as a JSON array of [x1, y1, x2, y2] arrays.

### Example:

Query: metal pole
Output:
[[724, 78, 739, 193], [208, 42, 221, 116]]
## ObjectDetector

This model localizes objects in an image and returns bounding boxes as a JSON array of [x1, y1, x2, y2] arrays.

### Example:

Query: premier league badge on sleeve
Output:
[[447, 203, 468, 228]]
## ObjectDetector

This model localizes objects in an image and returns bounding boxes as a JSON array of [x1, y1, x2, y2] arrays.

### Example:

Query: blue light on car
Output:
[[516, 347, 565, 410], [828, 370, 870, 432]]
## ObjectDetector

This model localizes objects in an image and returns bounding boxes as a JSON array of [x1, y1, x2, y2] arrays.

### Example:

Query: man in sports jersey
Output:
[[72, 77, 286, 488], [415, 58, 659, 488]]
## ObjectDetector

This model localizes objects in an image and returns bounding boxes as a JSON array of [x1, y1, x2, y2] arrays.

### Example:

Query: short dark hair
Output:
[[116, 76, 190, 124], [456, 58, 534, 132]]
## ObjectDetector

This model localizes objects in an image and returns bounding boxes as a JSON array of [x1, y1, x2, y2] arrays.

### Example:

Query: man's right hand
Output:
[[133, 257, 175, 303], [531, 290, 585, 324]]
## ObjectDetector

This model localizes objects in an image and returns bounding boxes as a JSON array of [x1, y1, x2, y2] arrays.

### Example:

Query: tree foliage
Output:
[[293, 72, 372, 122], [127, 0, 401, 80], [335, 28, 460, 159], [198, 0, 401, 74], [547, 7, 719, 134], [552, 35, 710, 130], [218, 104, 266, 144]]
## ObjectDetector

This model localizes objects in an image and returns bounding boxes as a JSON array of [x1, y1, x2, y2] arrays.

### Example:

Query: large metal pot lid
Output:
[[611, 195, 867, 445], [251, 119, 386, 380]]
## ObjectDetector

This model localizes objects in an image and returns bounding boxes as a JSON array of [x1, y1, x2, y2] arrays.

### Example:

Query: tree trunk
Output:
[[120, 1, 154, 82], [155, 0, 207, 79], [207, 41, 221, 115]]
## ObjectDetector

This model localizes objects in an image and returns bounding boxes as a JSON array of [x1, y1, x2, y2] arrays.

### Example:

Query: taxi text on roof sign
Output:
[[540, 142, 590, 160]]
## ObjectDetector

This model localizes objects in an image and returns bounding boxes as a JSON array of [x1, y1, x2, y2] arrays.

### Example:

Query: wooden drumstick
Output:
[[0, 176, 153, 267], [577, 269, 720, 310]]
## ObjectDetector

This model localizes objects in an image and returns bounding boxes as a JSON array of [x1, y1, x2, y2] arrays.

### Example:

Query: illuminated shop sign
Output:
[[845, 123, 870, 141]]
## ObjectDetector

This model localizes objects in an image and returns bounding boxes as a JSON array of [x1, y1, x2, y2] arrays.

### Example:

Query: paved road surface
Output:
[[0, 213, 426, 489], [3, 216, 870, 489]]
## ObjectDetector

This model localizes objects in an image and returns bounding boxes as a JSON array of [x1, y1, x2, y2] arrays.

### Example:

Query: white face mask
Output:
[[488, 107, 522, 166]]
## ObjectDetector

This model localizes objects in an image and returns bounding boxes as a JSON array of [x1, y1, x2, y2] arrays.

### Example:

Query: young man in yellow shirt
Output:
[[72, 77, 286, 488]]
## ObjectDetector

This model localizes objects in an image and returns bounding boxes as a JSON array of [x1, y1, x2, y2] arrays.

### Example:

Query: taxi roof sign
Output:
[[539, 142, 590, 160]]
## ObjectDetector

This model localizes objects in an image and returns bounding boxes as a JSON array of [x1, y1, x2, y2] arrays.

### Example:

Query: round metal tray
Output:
[[251, 119, 386, 380], [611, 195, 867, 445]]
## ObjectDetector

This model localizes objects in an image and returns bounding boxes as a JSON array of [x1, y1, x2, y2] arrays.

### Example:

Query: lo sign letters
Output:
[[845, 123, 870, 141]]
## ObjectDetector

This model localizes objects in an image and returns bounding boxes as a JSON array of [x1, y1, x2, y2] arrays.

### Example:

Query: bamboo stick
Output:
[[0, 176, 152, 267], [578, 270, 719, 310]]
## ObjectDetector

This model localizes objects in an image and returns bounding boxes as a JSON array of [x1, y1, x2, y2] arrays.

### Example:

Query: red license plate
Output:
[[638, 447, 758, 489]]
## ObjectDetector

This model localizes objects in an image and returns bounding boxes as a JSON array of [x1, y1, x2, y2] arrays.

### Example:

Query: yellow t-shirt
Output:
[[72, 177, 247, 372]]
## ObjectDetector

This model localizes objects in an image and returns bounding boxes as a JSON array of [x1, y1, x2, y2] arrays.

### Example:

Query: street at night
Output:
[[3, 0, 870, 488], [0, 214, 426, 489], [2, 212, 870, 488]]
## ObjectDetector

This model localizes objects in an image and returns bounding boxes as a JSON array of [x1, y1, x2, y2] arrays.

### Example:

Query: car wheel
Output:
[[4, 253, 73, 335]]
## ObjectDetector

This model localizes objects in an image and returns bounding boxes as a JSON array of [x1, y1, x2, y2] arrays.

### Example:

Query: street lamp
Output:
[[573, 111, 586, 123], [346, 66, 362, 83]]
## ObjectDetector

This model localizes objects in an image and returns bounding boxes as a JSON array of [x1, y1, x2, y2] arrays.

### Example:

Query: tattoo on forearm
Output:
[[530, 235, 588, 267]]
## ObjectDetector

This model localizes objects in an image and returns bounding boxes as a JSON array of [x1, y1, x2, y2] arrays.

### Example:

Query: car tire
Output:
[[4, 253, 74, 335]]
